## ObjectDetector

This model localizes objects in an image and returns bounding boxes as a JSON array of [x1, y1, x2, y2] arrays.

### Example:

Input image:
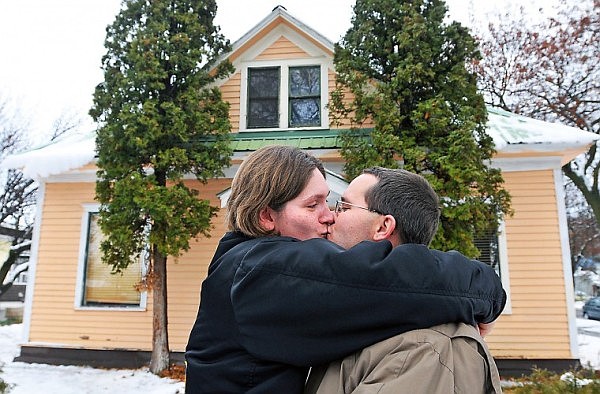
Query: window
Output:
[[247, 67, 280, 129], [289, 66, 321, 127], [245, 64, 323, 130], [474, 228, 501, 278], [474, 221, 512, 314], [76, 209, 145, 309]]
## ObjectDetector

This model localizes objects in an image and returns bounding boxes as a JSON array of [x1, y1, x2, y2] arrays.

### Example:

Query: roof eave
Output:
[[496, 141, 595, 165]]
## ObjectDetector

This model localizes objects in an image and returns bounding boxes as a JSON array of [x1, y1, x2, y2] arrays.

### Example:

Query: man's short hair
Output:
[[363, 167, 440, 245]]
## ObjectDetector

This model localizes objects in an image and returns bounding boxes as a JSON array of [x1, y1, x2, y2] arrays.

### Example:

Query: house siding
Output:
[[254, 36, 309, 60], [485, 169, 572, 359], [29, 169, 575, 359], [28, 179, 230, 351], [326, 68, 374, 129], [165, 179, 230, 348], [221, 71, 241, 132]]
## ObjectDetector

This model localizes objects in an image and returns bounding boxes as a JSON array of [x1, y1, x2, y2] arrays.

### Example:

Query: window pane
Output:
[[289, 66, 320, 127], [248, 68, 279, 128], [289, 66, 320, 97], [83, 213, 141, 306], [474, 228, 501, 278], [290, 98, 321, 127], [248, 68, 279, 98], [248, 99, 279, 128]]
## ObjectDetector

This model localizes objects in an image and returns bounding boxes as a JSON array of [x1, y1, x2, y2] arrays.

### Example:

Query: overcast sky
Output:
[[0, 0, 560, 142]]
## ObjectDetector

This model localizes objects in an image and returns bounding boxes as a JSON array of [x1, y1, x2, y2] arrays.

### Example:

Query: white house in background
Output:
[[0, 237, 28, 321]]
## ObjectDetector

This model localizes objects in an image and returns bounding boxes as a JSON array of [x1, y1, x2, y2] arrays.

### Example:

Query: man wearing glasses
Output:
[[331, 167, 440, 250], [306, 167, 502, 393]]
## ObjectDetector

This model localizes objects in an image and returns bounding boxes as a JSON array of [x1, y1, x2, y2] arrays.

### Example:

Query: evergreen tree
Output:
[[331, 0, 511, 256], [90, 0, 233, 373]]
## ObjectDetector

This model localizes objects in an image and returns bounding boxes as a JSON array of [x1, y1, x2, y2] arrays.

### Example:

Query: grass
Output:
[[0, 318, 20, 327], [503, 367, 600, 393], [0, 363, 12, 394]]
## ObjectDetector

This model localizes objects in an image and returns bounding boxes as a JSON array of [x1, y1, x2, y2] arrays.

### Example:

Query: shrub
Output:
[[503, 367, 600, 393], [0, 363, 12, 394]]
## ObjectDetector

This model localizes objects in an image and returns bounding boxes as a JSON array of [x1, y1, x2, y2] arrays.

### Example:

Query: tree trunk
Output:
[[149, 247, 170, 374]]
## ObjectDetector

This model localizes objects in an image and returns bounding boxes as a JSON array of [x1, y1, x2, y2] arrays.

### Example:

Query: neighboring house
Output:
[[2, 6, 599, 376], [0, 237, 27, 321]]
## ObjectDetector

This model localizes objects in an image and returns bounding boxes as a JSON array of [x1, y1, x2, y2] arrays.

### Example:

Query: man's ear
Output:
[[258, 207, 276, 232], [372, 215, 397, 243]]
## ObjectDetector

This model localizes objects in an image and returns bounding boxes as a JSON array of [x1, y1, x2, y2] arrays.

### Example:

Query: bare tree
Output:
[[0, 98, 34, 297], [474, 0, 600, 229], [566, 178, 600, 273], [0, 98, 77, 297]]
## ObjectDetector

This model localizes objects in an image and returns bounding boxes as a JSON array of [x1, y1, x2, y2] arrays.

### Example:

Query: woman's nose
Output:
[[321, 206, 335, 224]]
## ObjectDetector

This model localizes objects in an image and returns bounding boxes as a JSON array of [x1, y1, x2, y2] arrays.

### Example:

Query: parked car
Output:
[[583, 297, 600, 320]]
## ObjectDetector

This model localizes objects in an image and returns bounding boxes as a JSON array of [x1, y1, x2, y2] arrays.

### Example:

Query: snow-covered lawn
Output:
[[0, 324, 184, 394], [0, 317, 599, 393], [577, 317, 600, 370]]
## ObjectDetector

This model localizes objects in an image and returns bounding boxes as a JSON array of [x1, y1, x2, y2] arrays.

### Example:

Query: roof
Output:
[[487, 107, 598, 152], [0, 284, 26, 302], [2, 4, 597, 179], [3, 108, 597, 179], [2, 132, 97, 178]]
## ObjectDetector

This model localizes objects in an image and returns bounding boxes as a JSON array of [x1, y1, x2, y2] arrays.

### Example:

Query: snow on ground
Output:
[[577, 317, 600, 370], [0, 317, 599, 393], [0, 324, 184, 394]]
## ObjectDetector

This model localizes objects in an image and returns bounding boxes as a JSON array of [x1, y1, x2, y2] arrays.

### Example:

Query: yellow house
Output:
[[3, 6, 599, 376]]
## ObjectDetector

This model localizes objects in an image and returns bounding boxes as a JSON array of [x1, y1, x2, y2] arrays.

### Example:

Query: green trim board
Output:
[[230, 128, 371, 151]]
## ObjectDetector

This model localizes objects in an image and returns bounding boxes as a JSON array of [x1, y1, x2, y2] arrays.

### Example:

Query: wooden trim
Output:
[[554, 168, 579, 357], [15, 345, 581, 379], [495, 358, 580, 378], [15, 345, 184, 369]]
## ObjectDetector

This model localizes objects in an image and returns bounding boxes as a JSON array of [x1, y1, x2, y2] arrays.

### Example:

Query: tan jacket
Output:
[[305, 322, 502, 394]]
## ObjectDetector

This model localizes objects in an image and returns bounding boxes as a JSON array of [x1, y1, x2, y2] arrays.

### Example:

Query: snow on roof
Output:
[[1, 109, 598, 180], [1, 132, 96, 179], [486, 107, 598, 151]]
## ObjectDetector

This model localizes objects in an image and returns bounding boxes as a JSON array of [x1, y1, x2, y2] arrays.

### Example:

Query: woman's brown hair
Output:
[[226, 145, 325, 237]]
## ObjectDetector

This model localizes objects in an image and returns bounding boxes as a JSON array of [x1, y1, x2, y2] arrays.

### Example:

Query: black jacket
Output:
[[185, 232, 506, 393]]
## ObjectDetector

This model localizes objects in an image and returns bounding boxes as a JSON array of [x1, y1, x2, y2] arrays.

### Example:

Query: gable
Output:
[[224, 8, 334, 66], [227, 20, 333, 68], [254, 36, 309, 61]]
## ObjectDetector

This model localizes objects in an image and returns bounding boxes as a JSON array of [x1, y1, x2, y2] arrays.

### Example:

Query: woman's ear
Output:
[[258, 207, 276, 232], [372, 214, 397, 243]]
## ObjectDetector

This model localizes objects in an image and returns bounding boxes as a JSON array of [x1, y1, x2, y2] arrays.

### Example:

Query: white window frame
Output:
[[472, 220, 512, 314], [239, 58, 329, 131], [74, 203, 147, 311], [496, 221, 512, 314]]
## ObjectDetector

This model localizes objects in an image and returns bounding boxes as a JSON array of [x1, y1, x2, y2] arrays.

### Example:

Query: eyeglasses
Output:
[[334, 200, 384, 215]]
